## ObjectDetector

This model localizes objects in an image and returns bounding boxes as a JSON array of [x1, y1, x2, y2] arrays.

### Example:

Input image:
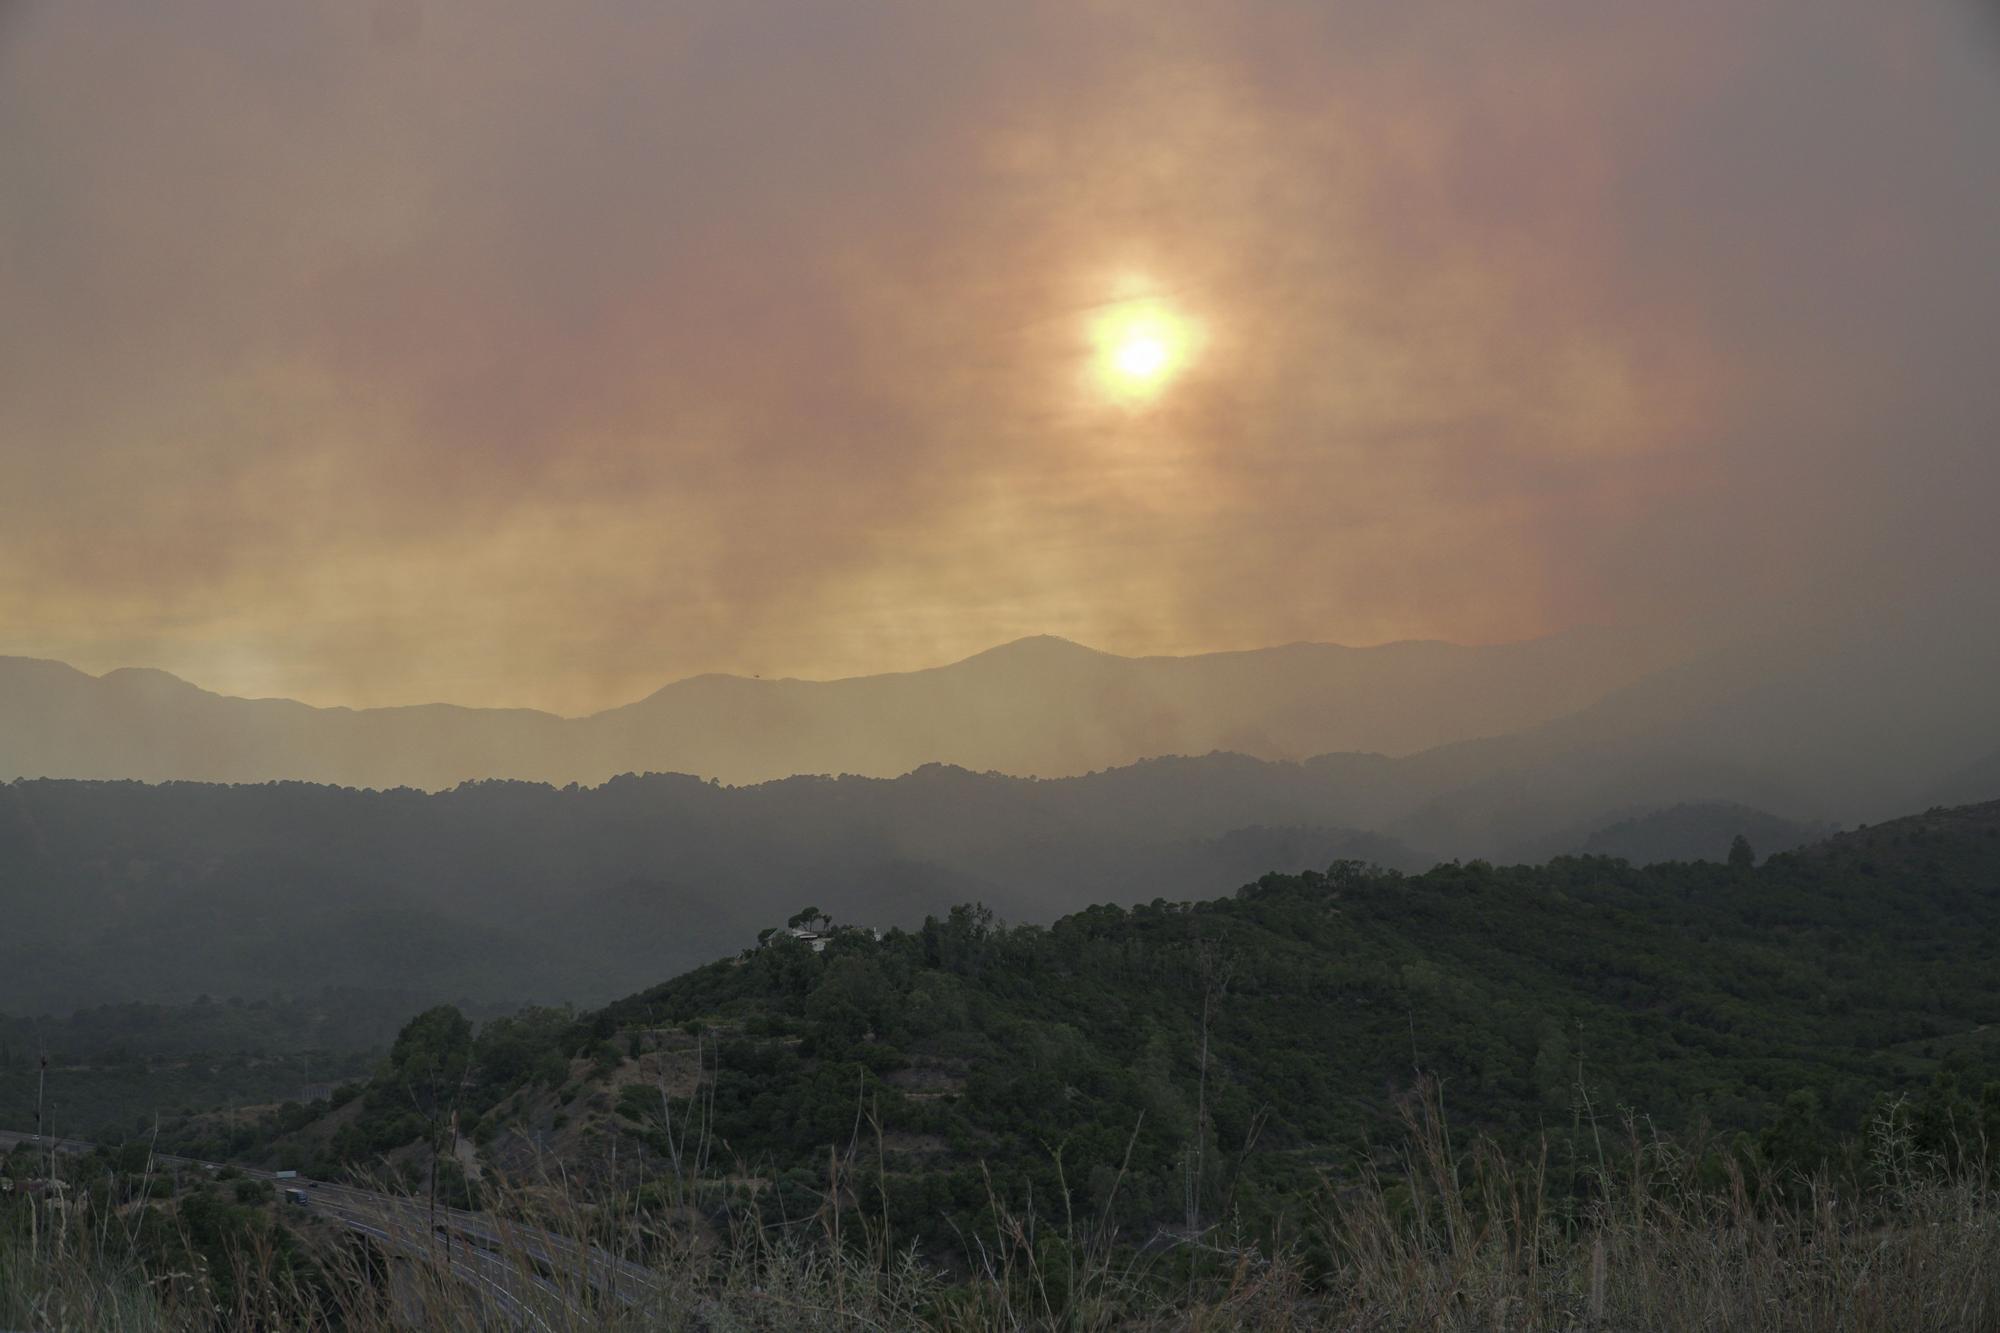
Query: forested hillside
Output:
[[0, 991, 493, 1140], [0, 766, 1422, 1014], [1571, 800, 1832, 864], [3, 762, 1863, 1019], [201, 800, 2000, 1259]]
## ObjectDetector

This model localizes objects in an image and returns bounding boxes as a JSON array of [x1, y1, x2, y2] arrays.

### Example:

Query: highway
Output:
[[0, 1128, 693, 1329], [300, 1182, 583, 1331]]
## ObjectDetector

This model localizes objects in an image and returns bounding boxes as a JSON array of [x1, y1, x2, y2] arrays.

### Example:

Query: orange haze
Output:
[[3, 1, 1997, 710]]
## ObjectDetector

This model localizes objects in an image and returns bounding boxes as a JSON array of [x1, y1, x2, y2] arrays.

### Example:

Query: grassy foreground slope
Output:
[[197, 801, 2000, 1260]]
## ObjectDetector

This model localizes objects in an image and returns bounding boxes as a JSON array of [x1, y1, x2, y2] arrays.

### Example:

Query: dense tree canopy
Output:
[[201, 801, 2000, 1258]]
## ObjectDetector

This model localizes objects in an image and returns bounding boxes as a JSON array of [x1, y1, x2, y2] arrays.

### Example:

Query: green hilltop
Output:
[[168, 800, 2000, 1256], [178, 800, 2000, 1258]]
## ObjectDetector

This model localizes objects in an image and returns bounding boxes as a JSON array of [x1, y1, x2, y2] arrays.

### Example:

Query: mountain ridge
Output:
[[0, 626, 1674, 789], [2, 626, 1661, 715], [9, 606, 2000, 851]]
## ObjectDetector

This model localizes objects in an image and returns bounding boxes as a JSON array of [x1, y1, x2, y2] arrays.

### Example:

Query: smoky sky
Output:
[[3, 0, 1997, 711]]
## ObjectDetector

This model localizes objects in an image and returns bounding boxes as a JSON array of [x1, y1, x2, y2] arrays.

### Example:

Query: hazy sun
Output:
[[1091, 299, 1193, 401]]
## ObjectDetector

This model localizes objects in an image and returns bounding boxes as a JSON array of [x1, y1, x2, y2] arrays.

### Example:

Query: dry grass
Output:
[[5, 1086, 1995, 1331], [1298, 1084, 1999, 1332]]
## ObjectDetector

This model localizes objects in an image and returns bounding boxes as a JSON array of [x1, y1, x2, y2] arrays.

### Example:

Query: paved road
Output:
[[0, 1129, 95, 1158], [301, 1184, 584, 1331], [1, 1128, 689, 1328]]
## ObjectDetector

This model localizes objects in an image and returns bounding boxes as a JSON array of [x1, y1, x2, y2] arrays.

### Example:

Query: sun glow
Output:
[[1091, 299, 1193, 401]]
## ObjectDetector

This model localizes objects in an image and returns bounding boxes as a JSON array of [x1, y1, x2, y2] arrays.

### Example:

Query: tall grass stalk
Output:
[[4, 1084, 1995, 1331]]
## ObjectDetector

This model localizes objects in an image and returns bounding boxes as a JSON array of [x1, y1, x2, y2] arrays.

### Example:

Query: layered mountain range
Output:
[[0, 628, 1670, 789], [8, 605, 1998, 837], [4, 606, 1999, 1014]]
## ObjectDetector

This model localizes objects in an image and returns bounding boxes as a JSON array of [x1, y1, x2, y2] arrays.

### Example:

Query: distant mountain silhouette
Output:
[[1371, 599, 2000, 858], [0, 765, 1430, 1013], [6, 623, 1997, 1014], [1924, 747, 2000, 809], [1571, 801, 1833, 865], [0, 628, 1670, 789], [8, 598, 2000, 1019]]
